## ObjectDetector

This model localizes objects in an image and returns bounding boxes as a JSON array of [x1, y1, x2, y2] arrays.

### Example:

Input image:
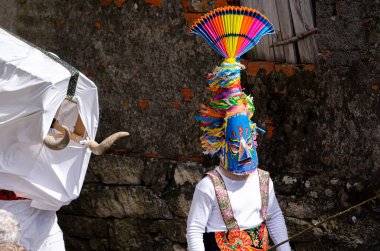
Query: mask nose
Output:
[[238, 138, 252, 163]]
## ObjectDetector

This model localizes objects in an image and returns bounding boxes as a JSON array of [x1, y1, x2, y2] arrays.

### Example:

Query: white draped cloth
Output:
[[0, 200, 65, 251], [0, 27, 99, 211]]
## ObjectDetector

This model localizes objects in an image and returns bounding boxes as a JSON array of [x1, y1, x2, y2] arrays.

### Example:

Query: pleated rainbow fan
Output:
[[190, 6, 275, 59]]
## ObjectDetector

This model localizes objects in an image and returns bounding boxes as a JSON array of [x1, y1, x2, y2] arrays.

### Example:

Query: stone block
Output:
[[58, 215, 110, 238], [90, 154, 145, 185], [282, 199, 318, 219], [149, 219, 187, 243], [142, 159, 174, 194], [63, 236, 92, 251], [174, 161, 204, 185], [62, 184, 173, 219], [285, 217, 320, 242], [110, 219, 155, 251], [166, 183, 194, 218]]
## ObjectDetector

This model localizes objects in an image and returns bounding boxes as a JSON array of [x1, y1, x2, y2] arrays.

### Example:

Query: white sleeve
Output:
[[186, 178, 215, 251], [266, 178, 291, 251]]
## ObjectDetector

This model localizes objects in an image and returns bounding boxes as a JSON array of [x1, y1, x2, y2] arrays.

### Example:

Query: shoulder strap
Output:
[[206, 170, 239, 231], [257, 168, 270, 221]]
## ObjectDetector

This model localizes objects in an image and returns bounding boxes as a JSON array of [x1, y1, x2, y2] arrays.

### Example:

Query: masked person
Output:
[[186, 6, 291, 251], [0, 28, 128, 251]]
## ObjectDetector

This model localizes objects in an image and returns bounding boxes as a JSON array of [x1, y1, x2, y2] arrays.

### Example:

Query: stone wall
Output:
[[0, 0, 378, 250]]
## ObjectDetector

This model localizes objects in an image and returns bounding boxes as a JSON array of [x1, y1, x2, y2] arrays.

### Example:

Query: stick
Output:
[[270, 28, 319, 48], [267, 193, 380, 250]]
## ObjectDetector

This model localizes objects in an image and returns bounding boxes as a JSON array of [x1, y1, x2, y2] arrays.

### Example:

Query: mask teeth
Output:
[[230, 167, 257, 176]]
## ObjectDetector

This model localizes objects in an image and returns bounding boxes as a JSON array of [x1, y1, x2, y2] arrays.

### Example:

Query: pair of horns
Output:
[[43, 119, 128, 155], [43, 125, 71, 151]]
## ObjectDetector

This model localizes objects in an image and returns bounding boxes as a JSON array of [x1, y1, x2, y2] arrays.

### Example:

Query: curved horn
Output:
[[86, 131, 129, 155], [43, 125, 71, 150]]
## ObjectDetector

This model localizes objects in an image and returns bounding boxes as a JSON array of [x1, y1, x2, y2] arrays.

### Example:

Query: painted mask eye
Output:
[[247, 139, 253, 149], [229, 143, 239, 154]]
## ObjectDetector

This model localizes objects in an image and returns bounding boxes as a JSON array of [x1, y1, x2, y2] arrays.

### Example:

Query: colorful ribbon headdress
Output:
[[192, 6, 274, 157], [190, 6, 275, 59]]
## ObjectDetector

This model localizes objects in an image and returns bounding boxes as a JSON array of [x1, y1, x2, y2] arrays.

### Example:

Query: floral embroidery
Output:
[[216, 230, 252, 251], [258, 169, 270, 221], [215, 223, 269, 250], [261, 224, 269, 250], [207, 170, 239, 231], [247, 223, 269, 250]]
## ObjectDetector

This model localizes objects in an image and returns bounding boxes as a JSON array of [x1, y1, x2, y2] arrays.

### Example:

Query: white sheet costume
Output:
[[0, 27, 99, 250]]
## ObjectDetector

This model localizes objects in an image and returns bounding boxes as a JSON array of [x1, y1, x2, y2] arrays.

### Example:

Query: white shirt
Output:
[[186, 167, 291, 251]]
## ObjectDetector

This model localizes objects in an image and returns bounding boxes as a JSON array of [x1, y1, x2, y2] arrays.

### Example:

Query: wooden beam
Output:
[[289, 0, 318, 63], [262, 0, 285, 62], [271, 27, 319, 47], [275, 0, 297, 63]]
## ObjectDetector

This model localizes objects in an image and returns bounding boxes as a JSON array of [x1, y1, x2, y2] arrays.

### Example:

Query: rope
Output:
[[267, 193, 380, 250]]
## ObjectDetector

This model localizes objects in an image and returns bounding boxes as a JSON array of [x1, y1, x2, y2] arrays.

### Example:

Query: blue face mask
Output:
[[221, 113, 258, 175]]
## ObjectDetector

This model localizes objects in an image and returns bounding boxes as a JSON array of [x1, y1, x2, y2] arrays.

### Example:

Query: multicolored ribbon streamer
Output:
[[190, 6, 275, 59]]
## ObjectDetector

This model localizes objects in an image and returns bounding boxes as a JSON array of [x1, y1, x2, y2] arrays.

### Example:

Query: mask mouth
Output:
[[238, 158, 252, 166]]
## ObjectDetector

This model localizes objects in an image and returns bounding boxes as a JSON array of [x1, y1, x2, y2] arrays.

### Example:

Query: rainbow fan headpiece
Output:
[[192, 6, 274, 160], [190, 6, 275, 59]]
